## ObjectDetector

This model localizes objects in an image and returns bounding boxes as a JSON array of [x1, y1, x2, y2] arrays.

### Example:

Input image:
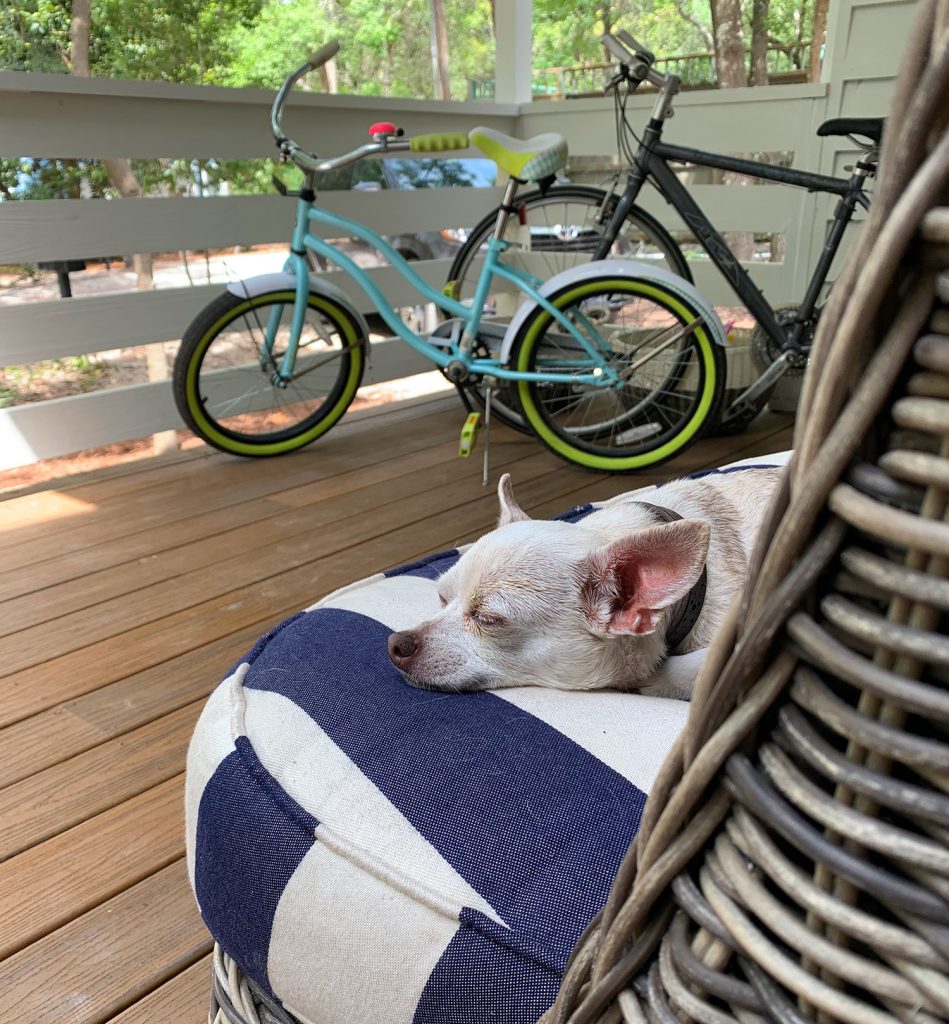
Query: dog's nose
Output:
[[388, 630, 419, 667]]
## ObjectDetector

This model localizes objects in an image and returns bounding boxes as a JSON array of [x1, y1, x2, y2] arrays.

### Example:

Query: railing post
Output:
[[494, 0, 533, 104]]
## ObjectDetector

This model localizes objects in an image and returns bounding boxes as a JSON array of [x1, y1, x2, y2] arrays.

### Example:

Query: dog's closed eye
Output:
[[467, 597, 509, 629], [473, 610, 507, 629]]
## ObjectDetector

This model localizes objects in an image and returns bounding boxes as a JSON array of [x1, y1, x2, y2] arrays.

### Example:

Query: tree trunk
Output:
[[710, 0, 747, 87], [709, 0, 756, 262], [318, 59, 339, 94], [749, 0, 770, 85], [70, 0, 90, 75], [809, 0, 830, 81], [429, 0, 451, 100]]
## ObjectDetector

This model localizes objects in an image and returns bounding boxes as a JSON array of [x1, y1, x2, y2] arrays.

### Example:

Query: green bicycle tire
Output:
[[173, 289, 366, 457], [511, 276, 726, 473]]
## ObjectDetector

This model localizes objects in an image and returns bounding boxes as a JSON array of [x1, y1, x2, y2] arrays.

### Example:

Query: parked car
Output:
[[315, 156, 499, 262]]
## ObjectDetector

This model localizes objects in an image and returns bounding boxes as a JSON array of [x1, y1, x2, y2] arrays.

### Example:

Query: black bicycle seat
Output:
[[816, 117, 885, 144]]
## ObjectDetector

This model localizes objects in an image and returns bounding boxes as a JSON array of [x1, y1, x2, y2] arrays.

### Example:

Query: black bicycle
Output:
[[449, 29, 879, 436]]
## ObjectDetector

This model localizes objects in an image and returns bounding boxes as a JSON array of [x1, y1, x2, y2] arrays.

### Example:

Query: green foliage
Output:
[[0, 0, 71, 73], [220, 0, 495, 100], [218, 0, 329, 88], [89, 0, 263, 83]]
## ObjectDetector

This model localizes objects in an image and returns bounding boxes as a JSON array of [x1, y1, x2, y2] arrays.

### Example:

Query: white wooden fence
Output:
[[0, 0, 913, 469]]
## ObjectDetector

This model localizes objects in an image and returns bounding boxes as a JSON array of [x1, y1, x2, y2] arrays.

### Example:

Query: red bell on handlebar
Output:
[[369, 121, 398, 136]]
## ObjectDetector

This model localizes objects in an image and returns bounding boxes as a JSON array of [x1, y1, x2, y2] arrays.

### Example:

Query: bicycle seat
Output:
[[816, 117, 885, 144], [469, 126, 568, 182]]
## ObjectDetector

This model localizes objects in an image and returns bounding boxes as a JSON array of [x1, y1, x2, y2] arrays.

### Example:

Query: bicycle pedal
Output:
[[458, 412, 481, 457]]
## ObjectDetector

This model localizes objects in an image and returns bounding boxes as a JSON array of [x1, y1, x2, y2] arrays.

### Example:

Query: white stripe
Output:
[[315, 573, 443, 630], [495, 687, 689, 793], [270, 841, 460, 1024]]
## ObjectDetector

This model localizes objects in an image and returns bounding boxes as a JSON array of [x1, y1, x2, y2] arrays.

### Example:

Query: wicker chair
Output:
[[541, 2, 949, 1022]]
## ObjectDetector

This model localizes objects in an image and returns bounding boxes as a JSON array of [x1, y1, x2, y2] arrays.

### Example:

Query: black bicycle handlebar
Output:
[[600, 31, 669, 90], [616, 29, 655, 64]]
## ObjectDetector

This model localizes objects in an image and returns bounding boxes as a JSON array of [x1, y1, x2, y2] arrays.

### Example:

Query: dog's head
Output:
[[387, 475, 710, 693]]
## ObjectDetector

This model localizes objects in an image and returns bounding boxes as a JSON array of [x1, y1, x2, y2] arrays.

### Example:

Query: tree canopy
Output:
[[1, 0, 817, 93]]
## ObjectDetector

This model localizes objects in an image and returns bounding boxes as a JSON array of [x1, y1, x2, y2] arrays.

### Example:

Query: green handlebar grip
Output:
[[410, 132, 470, 153]]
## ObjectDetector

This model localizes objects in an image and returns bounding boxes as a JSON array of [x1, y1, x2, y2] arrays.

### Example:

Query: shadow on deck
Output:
[[0, 393, 793, 1023]]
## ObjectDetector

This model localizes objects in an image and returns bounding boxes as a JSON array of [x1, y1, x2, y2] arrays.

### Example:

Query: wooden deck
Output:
[[0, 393, 793, 1023]]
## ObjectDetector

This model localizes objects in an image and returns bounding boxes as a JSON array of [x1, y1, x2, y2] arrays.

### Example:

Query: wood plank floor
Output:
[[0, 393, 794, 1023]]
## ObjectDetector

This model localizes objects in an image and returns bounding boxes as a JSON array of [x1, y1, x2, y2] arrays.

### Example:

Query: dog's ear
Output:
[[497, 473, 529, 527], [580, 520, 710, 636]]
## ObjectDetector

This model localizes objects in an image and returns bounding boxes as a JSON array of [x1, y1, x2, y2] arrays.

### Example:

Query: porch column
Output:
[[493, 0, 533, 105]]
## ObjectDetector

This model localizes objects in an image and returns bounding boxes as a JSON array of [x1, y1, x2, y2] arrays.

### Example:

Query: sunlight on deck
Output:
[[0, 490, 97, 532]]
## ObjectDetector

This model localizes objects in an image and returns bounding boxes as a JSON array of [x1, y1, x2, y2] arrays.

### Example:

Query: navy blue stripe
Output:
[[385, 549, 460, 580], [194, 738, 319, 997], [227, 611, 306, 676], [414, 909, 560, 1024], [242, 609, 646, 966], [677, 462, 782, 481], [552, 503, 594, 522]]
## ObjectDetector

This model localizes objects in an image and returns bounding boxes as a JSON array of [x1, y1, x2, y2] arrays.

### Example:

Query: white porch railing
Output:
[[0, 0, 911, 469]]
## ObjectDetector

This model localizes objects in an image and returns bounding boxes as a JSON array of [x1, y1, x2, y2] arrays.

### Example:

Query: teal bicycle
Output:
[[173, 42, 728, 472]]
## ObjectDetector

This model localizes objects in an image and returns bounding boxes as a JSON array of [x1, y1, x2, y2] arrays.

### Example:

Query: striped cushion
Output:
[[185, 452, 791, 1024]]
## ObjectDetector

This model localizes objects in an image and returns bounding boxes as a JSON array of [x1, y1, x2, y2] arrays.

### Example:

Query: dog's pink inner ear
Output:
[[584, 520, 710, 636]]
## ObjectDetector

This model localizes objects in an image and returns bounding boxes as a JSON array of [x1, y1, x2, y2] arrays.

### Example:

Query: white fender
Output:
[[226, 272, 371, 341], [498, 259, 727, 363]]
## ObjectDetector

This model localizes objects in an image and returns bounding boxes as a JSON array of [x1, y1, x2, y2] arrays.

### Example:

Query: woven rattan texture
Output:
[[543, 2, 949, 1022], [209, 945, 297, 1024]]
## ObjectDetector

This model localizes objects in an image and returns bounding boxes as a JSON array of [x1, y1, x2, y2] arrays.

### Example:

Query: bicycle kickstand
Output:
[[482, 385, 493, 487]]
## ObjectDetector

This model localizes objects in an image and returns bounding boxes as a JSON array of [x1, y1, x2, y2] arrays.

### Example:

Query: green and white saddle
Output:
[[408, 126, 567, 182], [469, 126, 568, 182]]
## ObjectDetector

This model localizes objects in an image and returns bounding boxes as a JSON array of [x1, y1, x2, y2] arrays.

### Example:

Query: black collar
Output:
[[635, 501, 708, 653]]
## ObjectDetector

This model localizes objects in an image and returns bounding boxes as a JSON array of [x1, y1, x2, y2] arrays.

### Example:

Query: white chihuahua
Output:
[[387, 468, 781, 696]]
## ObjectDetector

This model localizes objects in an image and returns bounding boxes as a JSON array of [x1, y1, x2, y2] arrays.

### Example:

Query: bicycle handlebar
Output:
[[270, 39, 343, 154], [600, 31, 671, 90], [270, 41, 470, 175]]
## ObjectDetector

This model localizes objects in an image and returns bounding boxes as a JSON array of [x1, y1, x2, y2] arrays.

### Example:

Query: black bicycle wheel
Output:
[[173, 289, 366, 456], [444, 186, 690, 432], [510, 275, 725, 472]]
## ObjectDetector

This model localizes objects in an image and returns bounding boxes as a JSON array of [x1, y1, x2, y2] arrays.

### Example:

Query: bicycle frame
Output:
[[597, 123, 873, 352], [269, 189, 621, 389]]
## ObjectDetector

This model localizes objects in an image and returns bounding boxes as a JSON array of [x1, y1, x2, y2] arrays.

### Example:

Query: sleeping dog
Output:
[[387, 468, 781, 696]]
